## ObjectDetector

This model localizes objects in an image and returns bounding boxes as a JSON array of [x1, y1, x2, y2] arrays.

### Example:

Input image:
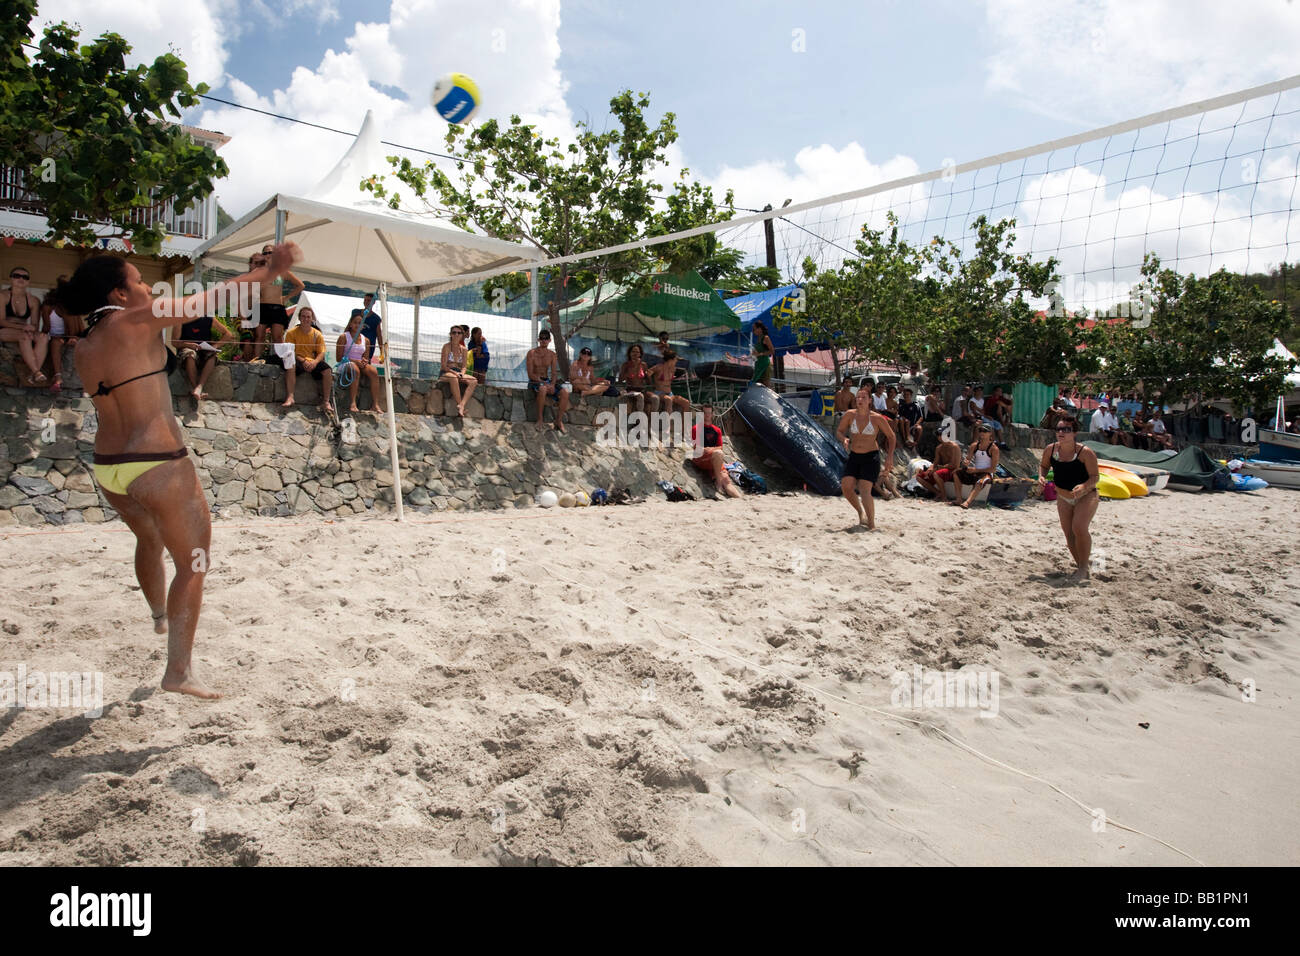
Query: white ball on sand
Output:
[[538, 490, 558, 508], [574, 491, 591, 507], [558, 493, 577, 508]]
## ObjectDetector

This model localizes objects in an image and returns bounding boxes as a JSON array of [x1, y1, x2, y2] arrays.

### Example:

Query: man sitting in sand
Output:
[[689, 404, 743, 498], [282, 306, 334, 412], [916, 432, 963, 502], [526, 328, 570, 432]]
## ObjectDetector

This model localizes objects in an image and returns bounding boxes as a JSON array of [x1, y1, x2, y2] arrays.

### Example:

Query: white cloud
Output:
[[35, 0, 235, 88], [983, 0, 1300, 126], [195, 0, 574, 219]]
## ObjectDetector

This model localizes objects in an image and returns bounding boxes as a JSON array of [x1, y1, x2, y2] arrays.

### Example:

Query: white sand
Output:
[[1, 485, 1297, 866]]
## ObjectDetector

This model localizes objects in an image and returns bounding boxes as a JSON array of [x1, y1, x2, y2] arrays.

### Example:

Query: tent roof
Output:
[[559, 271, 741, 340], [688, 283, 828, 354], [192, 111, 541, 289]]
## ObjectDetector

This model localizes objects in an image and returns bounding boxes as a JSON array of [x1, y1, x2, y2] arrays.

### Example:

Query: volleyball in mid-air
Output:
[[431, 72, 481, 123]]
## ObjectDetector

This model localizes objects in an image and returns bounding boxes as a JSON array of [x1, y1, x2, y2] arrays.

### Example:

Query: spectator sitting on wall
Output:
[[896, 386, 923, 449], [1091, 401, 1119, 443], [1146, 408, 1173, 449], [1, 265, 50, 385], [468, 327, 489, 385], [336, 310, 385, 415], [526, 328, 570, 433], [569, 347, 610, 399], [172, 312, 235, 404], [924, 384, 945, 423], [440, 325, 477, 417], [986, 386, 1014, 441], [619, 343, 659, 415], [648, 330, 671, 366], [282, 306, 333, 412], [952, 385, 976, 425], [39, 286, 83, 394]]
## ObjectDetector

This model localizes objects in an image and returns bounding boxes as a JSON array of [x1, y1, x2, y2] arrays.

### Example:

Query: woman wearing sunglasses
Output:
[[1039, 414, 1102, 583], [569, 347, 609, 398], [1, 267, 50, 385]]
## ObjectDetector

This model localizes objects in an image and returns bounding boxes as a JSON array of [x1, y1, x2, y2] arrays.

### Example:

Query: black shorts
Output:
[[924, 412, 943, 423], [843, 450, 880, 483], [259, 303, 289, 328], [529, 381, 563, 403], [294, 359, 328, 380]]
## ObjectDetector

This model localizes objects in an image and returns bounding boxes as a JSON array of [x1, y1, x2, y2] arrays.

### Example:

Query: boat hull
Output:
[[1241, 459, 1300, 489]]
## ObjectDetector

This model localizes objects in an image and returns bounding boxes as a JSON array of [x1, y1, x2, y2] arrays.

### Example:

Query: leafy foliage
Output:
[[1, 1, 227, 254], [363, 90, 733, 372], [1089, 255, 1294, 413]]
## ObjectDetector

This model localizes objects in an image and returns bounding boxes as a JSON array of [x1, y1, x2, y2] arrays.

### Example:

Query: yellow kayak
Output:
[[1095, 474, 1132, 499], [1098, 464, 1149, 497]]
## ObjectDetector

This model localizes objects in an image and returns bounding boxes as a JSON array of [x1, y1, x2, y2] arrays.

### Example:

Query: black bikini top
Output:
[[86, 305, 178, 397]]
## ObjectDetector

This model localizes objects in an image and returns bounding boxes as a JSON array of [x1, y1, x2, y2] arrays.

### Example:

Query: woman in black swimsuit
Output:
[[1, 266, 50, 384], [61, 244, 302, 699], [1039, 414, 1101, 582]]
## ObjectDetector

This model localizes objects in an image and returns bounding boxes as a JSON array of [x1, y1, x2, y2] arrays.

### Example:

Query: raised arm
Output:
[[133, 242, 303, 335]]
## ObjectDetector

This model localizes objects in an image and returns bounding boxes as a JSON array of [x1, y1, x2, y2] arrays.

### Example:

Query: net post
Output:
[[379, 283, 404, 521], [411, 287, 421, 379]]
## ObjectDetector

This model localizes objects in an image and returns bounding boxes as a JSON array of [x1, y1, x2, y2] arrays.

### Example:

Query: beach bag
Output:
[[737, 470, 768, 494]]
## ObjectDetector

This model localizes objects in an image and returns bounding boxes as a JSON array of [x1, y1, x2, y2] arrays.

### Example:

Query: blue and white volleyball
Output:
[[431, 72, 481, 123]]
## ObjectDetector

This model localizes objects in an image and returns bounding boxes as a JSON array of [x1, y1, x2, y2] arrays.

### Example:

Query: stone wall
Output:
[[0, 365, 762, 527]]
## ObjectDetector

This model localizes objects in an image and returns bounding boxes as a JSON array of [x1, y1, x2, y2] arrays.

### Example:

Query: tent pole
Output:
[[380, 283, 404, 521], [274, 208, 285, 244], [411, 287, 421, 379]]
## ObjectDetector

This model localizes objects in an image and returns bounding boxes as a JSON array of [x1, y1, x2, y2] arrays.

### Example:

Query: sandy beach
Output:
[[1, 485, 1297, 866]]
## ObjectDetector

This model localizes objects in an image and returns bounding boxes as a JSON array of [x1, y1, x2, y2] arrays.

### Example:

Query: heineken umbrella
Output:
[[559, 270, 741, 341]]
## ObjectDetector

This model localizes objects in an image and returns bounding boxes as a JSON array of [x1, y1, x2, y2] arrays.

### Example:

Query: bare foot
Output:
[[554, 422, 565, 433], [349, 405, 361, 413], [324, 403, 335, 414], [152, 610, 167, 634], [282, 397, 295, 408], [161, 670, 222, 700], [960, 500, 971, 509], [456, 403, 466, 416], [858, 513, 869, 525]]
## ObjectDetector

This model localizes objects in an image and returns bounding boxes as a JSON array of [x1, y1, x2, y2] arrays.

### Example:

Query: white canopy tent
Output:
[[191, 111, 543, 520]]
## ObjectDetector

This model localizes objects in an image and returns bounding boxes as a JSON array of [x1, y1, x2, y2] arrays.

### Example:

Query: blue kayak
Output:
[[733, 385, 847, 495]]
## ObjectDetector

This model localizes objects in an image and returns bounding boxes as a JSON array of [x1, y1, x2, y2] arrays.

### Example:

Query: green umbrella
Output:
[[559, 270, 741, 341]]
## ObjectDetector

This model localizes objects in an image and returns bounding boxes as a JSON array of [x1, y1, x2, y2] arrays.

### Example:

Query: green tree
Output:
[[1090, 255, 1294, 414], [801, 214, 1079, 386], [1, 1, 227, 254], [363, 91, 733, 374], [698, 245, 781, 295]]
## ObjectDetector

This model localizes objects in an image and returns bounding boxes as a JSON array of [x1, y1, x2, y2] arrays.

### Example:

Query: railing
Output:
[[0, 164, 211, 238]]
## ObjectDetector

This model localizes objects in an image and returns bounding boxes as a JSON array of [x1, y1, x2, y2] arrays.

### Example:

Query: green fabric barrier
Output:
[[1082, 441, 1224, 490]]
